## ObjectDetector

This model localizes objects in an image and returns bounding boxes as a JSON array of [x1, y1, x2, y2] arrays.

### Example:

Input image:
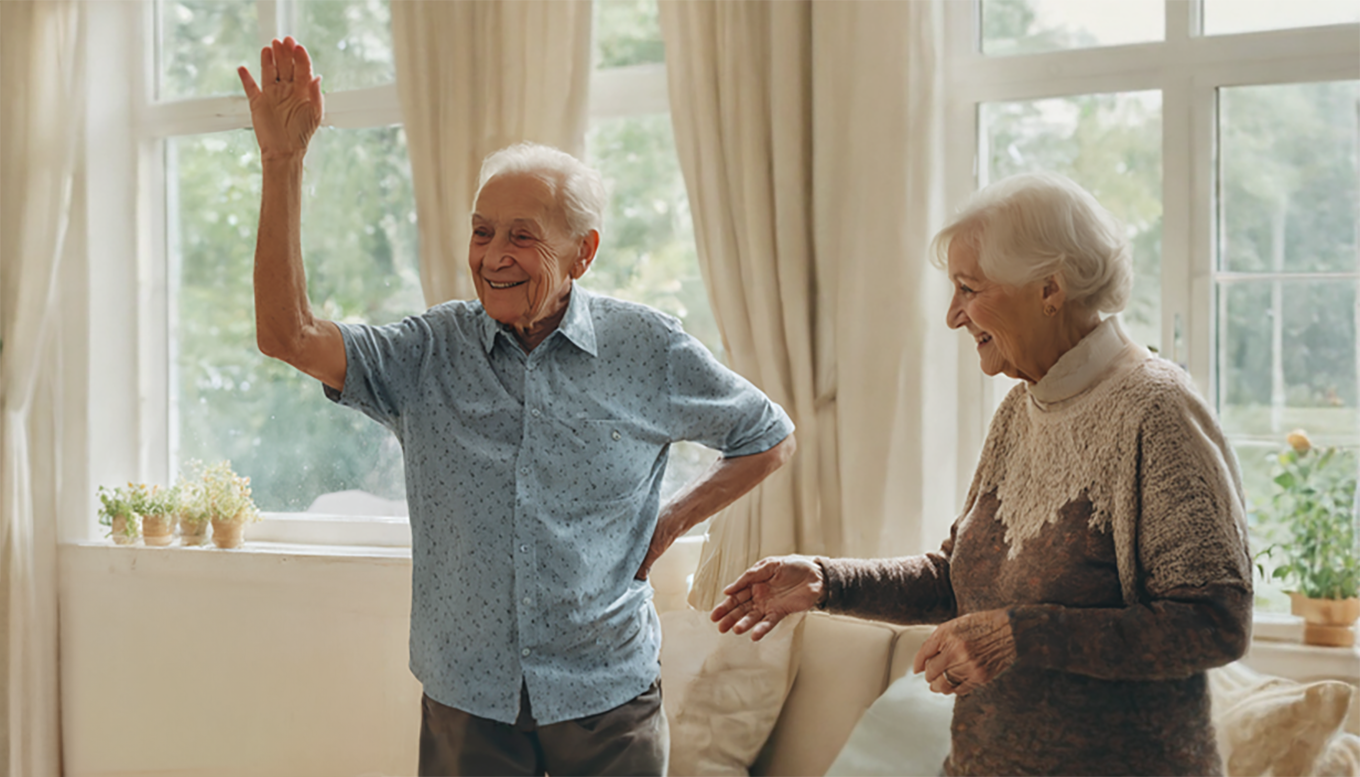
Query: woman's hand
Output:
[[237, 36, 323, 160], [711, 555, 824, 641], [913, 609, 1017, 696]]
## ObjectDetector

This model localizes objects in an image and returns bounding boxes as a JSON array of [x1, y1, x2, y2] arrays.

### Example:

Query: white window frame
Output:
[[938, 0, 1360, 512], [935, 3, 1360, 663], [83, 0, 679, 548]]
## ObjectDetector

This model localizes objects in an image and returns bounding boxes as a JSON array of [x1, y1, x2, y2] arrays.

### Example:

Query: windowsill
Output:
[[1244, 609, 1360, 683], [67, 538, 412, 562]]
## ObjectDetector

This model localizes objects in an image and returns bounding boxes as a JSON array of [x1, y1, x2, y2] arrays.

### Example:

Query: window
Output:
[[582, 0, 722, 500], [121, 0, 718, 543], [945, 0, 1359, 609], [152, 0, 418, 523]]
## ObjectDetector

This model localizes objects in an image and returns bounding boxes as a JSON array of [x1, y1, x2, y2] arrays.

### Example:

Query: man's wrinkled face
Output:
[[469, 173, 591, 331]]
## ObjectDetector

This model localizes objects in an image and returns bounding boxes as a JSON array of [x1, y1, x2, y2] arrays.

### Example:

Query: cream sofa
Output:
[[749, 612, 932, 776], [651, 542, 934, 775], [651, 539, 1360, 777]]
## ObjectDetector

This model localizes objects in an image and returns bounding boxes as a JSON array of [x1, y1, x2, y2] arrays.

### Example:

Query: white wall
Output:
[[61, 544, 420, 777], [59, 537, 701, 777]]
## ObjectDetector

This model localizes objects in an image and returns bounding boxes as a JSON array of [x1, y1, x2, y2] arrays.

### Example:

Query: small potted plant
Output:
[[1253, 429, 1360, 646], [175, 463, 212, 546], [97, 484, 142, 545], [139, 484, 180, 546], [202, 461, 260, 549]]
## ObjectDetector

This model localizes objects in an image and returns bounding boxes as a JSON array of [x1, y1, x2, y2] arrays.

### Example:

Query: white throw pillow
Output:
[[824, 670, 954, 777], [1209, 661, 1355, 777], [660, 608, 805, 777]]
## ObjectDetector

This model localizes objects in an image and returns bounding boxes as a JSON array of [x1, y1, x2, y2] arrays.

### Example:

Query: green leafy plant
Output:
[[97, 484, 147, 541], [176, 463, 213, 527], [1253, 430, 1360, 600], [140, 483, 181, 517], [200, 460, 260, 525]]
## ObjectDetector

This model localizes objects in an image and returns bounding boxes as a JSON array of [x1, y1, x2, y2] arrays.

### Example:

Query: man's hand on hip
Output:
[[635, 514, 684, 581]]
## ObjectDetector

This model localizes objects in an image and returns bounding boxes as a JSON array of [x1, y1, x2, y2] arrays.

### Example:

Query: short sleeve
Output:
[[324, 315, 435, 430], [663, 325, 794, 456]]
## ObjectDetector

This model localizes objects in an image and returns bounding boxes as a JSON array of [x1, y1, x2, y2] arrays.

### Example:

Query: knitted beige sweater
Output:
[[821, 317, 1253, 776]]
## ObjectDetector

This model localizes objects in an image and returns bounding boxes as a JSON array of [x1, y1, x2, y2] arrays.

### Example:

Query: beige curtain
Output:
[[660, 0, 941, 607], [391, 0, 594, 307], [0, 1, 85, 774]]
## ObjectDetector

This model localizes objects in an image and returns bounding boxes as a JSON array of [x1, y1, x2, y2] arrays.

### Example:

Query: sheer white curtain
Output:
[[0, 1, 85, 774], [660, 0, 941, 607], [391, 0, 594, 307]]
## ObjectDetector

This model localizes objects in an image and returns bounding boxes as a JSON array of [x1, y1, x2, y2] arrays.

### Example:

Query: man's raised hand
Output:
[[237, 36, 323, 160]]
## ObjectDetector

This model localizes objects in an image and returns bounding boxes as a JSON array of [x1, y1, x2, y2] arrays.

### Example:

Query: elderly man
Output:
[[238, 37, 795, 776]]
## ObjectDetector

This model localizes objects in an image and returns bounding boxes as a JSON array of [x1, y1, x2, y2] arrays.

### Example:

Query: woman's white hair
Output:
[[475, 142, 608, 239], [930, 171, 1133, 314]]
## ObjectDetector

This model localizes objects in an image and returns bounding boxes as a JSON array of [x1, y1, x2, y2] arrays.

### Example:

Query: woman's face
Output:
[[945, 239, 1051, 383]]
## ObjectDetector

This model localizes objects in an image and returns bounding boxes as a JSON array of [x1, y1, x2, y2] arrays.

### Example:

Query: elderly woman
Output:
[[713, 172, 1252, 776]]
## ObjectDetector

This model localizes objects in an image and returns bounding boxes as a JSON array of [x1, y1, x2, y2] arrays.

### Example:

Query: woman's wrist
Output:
[[813, 557, 832, 610]]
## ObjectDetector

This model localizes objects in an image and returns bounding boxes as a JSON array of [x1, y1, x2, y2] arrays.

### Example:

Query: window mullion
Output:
[[1187, 80, 1216, 400], [257, 0, 282, 45]]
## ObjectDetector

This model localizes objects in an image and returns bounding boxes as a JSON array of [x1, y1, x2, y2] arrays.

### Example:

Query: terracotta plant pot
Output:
[[178, 517, 209, 546], [142, 515, 174, 546], [110, 514, 138, 546], [211, 519, 246, 550], [1289, 592, 1360, 647]]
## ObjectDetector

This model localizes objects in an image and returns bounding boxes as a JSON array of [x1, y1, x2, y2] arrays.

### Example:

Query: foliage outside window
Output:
[[962, 0, 1359, 612], [161, 0, 720, 519]]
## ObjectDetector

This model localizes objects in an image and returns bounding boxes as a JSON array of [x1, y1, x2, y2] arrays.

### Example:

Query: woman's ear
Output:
[[1041, 274, 1067, 311]]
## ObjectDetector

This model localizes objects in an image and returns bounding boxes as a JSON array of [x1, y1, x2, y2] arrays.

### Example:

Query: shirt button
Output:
[[522, 597, 532, 605], [611, 430, 622, 441], [526, 362, 534, 371], [530, 408, 540, 418], [520, 467, 529, 475], [522, 648, 531, 657], [520, 544, 529, 553]]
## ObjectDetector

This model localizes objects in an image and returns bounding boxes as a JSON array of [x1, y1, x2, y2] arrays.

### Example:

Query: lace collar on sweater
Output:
[[1027, 316, 1147, 408]]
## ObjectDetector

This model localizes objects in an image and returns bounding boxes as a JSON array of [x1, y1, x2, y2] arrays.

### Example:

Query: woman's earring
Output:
[[1044, 305, 1057, 317]]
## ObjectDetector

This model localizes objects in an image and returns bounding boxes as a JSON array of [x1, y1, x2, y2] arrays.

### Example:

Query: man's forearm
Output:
[[254, 153, 316, 360], [659, 434, 797, 535]]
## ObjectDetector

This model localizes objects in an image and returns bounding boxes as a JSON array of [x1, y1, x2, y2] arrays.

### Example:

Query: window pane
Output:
[[159, 0, 259, 101], [583, 113, 720, 498], [1204, 0, 1360, 35], [1217, 279, 1358, 443], [292, 0, 395, 92], [170, 127, 422, 514], [980, 91, 1163, 352], [593, 0, 665, 69], [1219, 81, 1359, 274], [981, 0, 1163, 56]]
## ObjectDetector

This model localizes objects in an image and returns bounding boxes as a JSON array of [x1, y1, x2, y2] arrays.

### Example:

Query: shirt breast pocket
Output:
[[572, 419, 661, 505]]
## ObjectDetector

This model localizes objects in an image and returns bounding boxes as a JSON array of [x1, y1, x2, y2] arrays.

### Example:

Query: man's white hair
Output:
[[475, 142, 608, 239], [930, 171, 1133, 314]]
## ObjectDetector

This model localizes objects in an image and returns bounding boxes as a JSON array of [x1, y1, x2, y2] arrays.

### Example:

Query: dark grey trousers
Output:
[[418, 679, 668, 777]]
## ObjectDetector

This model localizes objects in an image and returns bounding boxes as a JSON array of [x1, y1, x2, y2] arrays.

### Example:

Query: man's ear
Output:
[[571, 230, 601, 279]]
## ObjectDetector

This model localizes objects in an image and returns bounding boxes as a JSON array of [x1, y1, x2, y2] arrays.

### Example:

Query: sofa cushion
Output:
[[1209, 661, 1354, 777], [824, 669, 954, 777], [887, 624, 938, 685], [661, 609, 805, 776], [751, 612, 900, 777]]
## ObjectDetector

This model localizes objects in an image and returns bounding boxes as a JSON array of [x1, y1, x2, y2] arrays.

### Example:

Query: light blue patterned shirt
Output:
[[325, 285, 793, 725]]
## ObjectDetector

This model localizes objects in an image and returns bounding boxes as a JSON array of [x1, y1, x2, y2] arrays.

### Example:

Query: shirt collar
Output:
[[1028, 316, 1145, 406], [477, 284, 599, 357]]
